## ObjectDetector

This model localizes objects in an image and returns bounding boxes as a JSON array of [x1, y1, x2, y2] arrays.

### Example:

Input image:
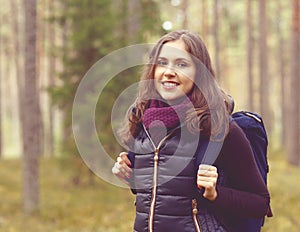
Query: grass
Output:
[[0, 150, 299, 232], [261, 150, 300, 232], [0, 158, 135, 232]]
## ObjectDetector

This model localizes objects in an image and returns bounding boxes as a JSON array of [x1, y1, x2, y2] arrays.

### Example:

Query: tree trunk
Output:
[[181, 0, 188, 29], [246, 0, 254, 111], [213, 0, 220, 81], [4, 8, 21, 157], [48, 0, 56, 156], [287, 0, 300, 165], [3, 38, 14, 132], [36, 0, 46, 157], [60, 2, 69, 147], [258, 0, 270, 133], [201, 0, 209, 43], [127, 0, 141, 43], [0, 101, 1, 156], [276, 1, 287, 148], [0, 17, 2, 159], [22, 0, 40, 213], [10, 0, 25, 150]]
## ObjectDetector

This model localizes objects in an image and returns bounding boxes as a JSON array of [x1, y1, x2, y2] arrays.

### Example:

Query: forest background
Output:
[[0, 0, 300, 231]]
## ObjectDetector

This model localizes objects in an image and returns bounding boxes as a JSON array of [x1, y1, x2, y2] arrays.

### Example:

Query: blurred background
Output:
[[0, 0, 299, 231]]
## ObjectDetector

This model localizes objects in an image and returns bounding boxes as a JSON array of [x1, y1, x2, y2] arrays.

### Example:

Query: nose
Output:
[[164, 64, 176, 77]]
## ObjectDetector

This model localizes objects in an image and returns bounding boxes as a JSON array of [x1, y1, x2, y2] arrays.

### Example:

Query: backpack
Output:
[[231, 111, 271, 231]]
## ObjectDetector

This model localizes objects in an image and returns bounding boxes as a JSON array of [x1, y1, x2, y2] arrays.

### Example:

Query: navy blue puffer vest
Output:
[[129, 125, 223, 232]]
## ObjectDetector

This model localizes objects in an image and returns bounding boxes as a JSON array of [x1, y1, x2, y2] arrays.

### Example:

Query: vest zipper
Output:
[[148, 147, 159, 232], [192, 199, 202, 232], [143, 124, 177, 232]]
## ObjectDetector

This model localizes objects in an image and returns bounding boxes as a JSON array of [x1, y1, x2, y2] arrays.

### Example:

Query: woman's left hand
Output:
[[197, 164, 218, 201]]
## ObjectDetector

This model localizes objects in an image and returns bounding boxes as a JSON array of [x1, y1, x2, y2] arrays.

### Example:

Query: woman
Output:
[[112, 30, 270, 232]]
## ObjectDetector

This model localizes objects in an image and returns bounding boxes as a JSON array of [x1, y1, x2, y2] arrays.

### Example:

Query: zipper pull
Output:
[[192, 199, 198, 215], [192, 199, 202, 232], [154, 148, 159, 161]]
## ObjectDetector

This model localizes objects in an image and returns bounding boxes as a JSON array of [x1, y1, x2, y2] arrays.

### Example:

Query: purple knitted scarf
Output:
[[142, 97, 193, 140]]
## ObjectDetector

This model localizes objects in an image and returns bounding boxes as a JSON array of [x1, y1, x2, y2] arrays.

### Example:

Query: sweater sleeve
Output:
[[126, 151, 137, 195], [211, 122, 270, 218], [127, 151, 135, 168]]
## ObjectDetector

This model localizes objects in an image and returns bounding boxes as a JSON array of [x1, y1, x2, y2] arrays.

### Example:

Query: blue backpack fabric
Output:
[[231, 111, 271, 232]]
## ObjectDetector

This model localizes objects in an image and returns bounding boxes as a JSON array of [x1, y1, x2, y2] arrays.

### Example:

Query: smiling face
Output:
[[154, 39, 196, 104]]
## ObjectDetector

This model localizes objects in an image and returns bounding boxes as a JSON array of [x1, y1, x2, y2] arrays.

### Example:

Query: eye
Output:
[[177, 62, 188, 68], [157, 59, 168, 66]]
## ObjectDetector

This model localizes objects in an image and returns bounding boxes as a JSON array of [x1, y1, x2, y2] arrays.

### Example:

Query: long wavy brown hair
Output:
[[119, 30, 231, 146]]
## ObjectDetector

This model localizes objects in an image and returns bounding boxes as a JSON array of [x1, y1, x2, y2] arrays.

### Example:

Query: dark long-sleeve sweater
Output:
[[193, 121, 272, 232], [127, 121, 271, 231], [207, 122, 271, 218]]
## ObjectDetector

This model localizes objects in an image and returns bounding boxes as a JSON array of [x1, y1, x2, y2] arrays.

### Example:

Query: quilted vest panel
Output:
[[131, 128, 204, 232]]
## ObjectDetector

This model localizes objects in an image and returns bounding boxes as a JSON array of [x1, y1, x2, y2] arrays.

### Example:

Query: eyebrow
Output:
[[157, 56, 193, 63]]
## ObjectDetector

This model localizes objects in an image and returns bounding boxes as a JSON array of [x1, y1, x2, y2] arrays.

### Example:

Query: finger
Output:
[[197, 180, 217, 190], [197, 180, 216, 190], [198, 165, 217, 176], [199, 164, 217, 172], [197, 180, 217, 198], [115, 159, 132, 178], [112, 162, 121, 175], [112, 162, 124, 176], [112, 162, 131, 180], [197, 175, 218, 182], [197, 175, 217, 190], [121, 165, 132, 178], [198, 170, 218, 178], [197, 174, 217, 183], [119, 152, 132, 166], [116, 157, 132, 175]]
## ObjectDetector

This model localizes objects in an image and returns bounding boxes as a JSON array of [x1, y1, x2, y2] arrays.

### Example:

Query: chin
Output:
[[164, 96, 187, 105], [160, 94, 177, 102]]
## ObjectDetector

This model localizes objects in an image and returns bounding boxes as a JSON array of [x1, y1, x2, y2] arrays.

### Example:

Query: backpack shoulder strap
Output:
[[231, 111, 269, 178]]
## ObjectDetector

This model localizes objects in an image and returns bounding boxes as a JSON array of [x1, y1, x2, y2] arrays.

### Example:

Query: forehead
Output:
[[159, 40, 192, 60]]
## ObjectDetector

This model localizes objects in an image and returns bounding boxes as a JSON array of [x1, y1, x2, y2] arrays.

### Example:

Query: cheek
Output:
[[184, 70, 195, 84], [183, 74, 196, 92], [152, 75, 161, 91], [154, 79, 159, 90], [154, 67, 163, 80], [185, 80, 195, 92]]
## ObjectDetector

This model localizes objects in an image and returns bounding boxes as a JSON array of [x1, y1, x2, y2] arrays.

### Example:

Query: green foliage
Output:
[[50, 0, 161, 156], [95, 67, 142, 156], [49, 0, 162, 164]]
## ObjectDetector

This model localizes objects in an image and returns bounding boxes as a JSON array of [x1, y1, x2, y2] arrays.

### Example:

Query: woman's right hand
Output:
[[112, 152, 132, 185]]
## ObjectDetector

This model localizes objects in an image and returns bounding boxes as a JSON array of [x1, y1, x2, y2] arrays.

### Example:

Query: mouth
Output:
[[161, 81, 179, 89]]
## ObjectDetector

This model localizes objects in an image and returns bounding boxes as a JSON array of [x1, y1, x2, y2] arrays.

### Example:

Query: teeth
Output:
[[162, 82, 178, 87]]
